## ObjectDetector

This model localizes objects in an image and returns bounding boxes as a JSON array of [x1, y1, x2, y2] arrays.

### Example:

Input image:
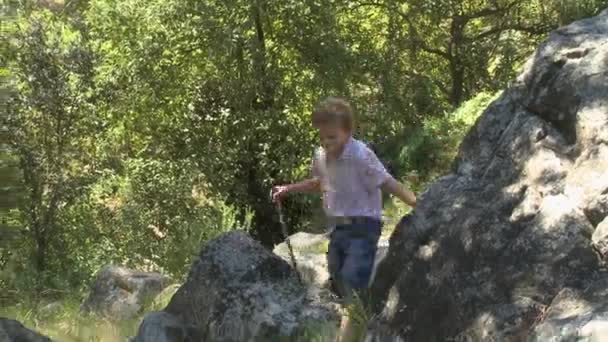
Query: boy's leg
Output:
[[327, 227, 348, 298], [337, 313, 356, 342], [340, 222, 381, 292], [339, 220, 382, 313], [335, 222, 381, 342]]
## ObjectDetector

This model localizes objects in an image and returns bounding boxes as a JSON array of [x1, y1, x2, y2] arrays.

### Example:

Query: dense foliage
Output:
[[1, 0, 606, 298]]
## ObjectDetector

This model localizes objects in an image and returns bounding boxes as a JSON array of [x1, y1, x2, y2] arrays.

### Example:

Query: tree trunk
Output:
[[449, 61, 465, 107], [252, 0, 274, 109], [247, 0, 282, 246], [34, 224, 48, 273], [448, 15, 466, 107]]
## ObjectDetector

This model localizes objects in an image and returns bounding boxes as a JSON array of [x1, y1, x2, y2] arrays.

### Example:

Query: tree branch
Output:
[[463, 0, 523, 20], [470, 23, 554, 41], [414, 41, 451, 58], [403, 70, 450, 97], [344, 1, 388, 12], [343, 1, 451, 59]]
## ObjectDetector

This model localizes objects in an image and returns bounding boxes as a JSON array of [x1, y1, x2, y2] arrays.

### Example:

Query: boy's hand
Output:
[[381, 177, 417, 208], [271, 178, 320, 203], [271, 185, 290, 203]]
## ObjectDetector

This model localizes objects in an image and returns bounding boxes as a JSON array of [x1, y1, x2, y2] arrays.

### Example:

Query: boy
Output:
[[271, 96, 416, 300]]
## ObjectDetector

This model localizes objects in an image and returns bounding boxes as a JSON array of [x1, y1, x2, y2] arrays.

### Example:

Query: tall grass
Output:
[[1, 293, 374, 342], [0, 297, 140, 342], [335, 292, 375, 342], [0, 285, 178, 342]]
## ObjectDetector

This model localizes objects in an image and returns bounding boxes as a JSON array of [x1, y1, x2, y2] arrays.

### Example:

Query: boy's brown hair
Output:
[[311, 97, 354, 132]]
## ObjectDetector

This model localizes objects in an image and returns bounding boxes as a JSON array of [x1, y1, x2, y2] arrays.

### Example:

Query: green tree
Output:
[[4, 9, 98, 273], [3, 0, 606, 292]]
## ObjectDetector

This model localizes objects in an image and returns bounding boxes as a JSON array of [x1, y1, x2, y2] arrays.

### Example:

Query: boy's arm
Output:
[[357, 145, 416, 208], [382, 177, 417, 208], [272, 178, 320, 203], [286, 178, 321, 193]]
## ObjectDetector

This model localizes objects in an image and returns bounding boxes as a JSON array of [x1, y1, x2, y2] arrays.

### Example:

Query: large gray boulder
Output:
[[0, 318, 52, 342], [134, 231, 340, 342], [592, 217, 608, 260], [531, 276, 608, 341], [81, 265, 171, 320], [368, 10, 608, 342], [134, 311, 202, 342]]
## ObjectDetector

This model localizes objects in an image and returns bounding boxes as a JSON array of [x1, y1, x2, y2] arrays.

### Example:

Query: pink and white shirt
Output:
[[311, 137, 391, 219]]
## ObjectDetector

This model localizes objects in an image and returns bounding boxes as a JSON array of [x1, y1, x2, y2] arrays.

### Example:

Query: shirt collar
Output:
[[336, 137, 355, 161]]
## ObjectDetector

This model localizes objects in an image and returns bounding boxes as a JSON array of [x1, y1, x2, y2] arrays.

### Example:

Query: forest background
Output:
[[1, 1, 606, 332]]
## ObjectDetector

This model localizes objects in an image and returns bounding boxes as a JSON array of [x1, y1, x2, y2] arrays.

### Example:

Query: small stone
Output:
[[81, 265, 171, 320]]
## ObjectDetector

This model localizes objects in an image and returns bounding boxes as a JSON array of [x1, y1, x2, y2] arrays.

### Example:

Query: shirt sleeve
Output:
[[311, 148, 323, 179], [357, 145, 391, 189], [311, 157, 320, 178]]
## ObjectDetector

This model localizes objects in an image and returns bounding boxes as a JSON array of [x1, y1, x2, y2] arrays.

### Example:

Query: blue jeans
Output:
[[327, 218, 382, 298]]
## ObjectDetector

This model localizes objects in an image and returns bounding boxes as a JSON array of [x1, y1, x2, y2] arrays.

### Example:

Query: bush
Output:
[[1, 156, 253, 300], [81, 157, 255, 280], [386, 91, 501, 191]]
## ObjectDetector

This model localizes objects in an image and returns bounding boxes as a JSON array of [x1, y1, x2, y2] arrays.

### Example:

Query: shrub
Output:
[[387, 91, 501, 191]]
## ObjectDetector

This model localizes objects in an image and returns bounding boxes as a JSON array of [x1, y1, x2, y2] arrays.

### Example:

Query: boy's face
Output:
[[318, 124, 351, 157]]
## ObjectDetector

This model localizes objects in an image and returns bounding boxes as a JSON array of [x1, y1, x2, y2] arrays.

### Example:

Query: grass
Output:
[[0, 289, 373, 342], [0, 303, 344, 342], [290, 294, 372, 342], [0, 284, 179, 342], [1, 287, 356, 342], [297, 239, 330, 255], [293, 321, 339, 342], [336, 292, 375, 342], [0, 297, 141, 341]]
